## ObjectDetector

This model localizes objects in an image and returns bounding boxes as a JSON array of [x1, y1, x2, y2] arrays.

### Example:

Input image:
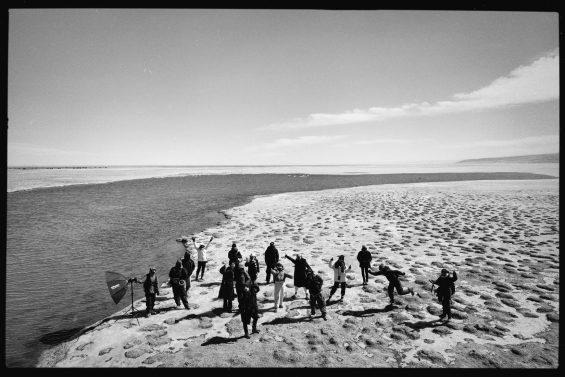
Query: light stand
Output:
[[127, 278, 140, 326]]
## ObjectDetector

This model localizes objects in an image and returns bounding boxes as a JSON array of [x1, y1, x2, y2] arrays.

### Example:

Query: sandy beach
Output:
[[37, 178, 559, 368]]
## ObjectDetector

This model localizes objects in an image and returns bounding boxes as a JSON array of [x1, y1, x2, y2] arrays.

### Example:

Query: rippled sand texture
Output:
[[41, 179, 559, 368]]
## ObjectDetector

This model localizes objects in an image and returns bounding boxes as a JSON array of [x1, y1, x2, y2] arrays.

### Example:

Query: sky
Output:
[[7, 9, 559, 166]]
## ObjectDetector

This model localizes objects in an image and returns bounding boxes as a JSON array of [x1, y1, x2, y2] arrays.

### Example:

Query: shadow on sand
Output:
[[262, 315, 315, 325], [402, 319, 446, 331], [201, 335, 247, 346], [198, 282, 221, 288], [338, 305, 395, 317]]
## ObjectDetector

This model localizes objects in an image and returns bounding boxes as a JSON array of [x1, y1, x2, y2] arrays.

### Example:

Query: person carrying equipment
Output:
[[169, 259, 189, 309]]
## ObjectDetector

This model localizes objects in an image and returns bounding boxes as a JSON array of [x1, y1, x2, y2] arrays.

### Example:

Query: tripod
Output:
[[125, 278, 140, 326]]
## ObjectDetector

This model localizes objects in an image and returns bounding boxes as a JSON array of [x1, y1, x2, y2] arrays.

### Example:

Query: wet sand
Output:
[[37, 179, 559, 368]]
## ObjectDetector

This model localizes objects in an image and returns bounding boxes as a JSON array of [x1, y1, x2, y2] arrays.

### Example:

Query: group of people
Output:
[[136, 238, 459, 338]]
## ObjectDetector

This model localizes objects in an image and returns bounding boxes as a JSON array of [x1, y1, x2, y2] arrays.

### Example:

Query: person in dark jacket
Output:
[[264, 242, 280, 283], [181, 250, 195, 292], [368, 264, 414, 304], [285, 253, 312, 300], [429, 269, 458, 320], [169, 259, 189, 309], [234, 261, 251, 311], [228, 243, 242, 265], [141, 267, 159, 317], [356, 245, 373, 285], [240, 281, 260, 338], [219, 261, 236, 312], [244, 253, 260, 283], [304, 270, 327, 320]]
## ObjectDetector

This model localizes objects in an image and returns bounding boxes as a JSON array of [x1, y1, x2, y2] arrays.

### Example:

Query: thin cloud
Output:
[[249, 135, 346, 150], [441, 134, 559, 149], [351, 137, 431, 145], [8, 142, 97, 157], [265, 49, 559, 130]]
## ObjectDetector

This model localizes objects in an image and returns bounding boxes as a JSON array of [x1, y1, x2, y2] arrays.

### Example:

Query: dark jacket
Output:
[[356, 249, 372, 268], [285, 255, 312, 288], [182, 251, 195, 276], [240, 282, 260, 323], [245, 258, 260, 277], [169, 265, 188, 286], [235, 267, 251, 294], [264, 245, 279, 266], [218, 265, 236, 300], [228, 247, 242, 264], [433, 271, 458, 300], [143, 273, 159, 295], [368, 269, 404, 285], [304, 273, 324, 296]]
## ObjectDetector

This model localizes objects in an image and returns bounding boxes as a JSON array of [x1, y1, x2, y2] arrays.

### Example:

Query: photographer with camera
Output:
[[169, 259, 189, 310]]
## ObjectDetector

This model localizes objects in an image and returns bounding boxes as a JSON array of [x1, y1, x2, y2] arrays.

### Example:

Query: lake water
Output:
[[7, 163, 559, 193], [5, 163, 558, 367]]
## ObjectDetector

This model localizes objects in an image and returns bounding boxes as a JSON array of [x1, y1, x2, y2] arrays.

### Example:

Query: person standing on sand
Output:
[[368, 264, 414, 305], [430, 269, 458, 321], [356, 245, 373, 285], [192, 236, 214, 281], [138, 267, 159, 317], [234, 261, 251, 312], [244, 253, 260, 284], [228, 243, 242, 265], [304, 270, 327, 320], [240, 280, 260, 338], [219, 261, 236, 312], [270, 262, 293, 312], [168, 259, 189, 310], [285, 253, 312, 300], [326, 255, 352, 304], [181, 248, 196, 293], [264, 242, 280, 283]]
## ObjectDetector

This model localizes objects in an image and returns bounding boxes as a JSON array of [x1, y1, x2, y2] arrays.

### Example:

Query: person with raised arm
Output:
[[368, 264, 414, 305], [284, 253, 312, 300], [270, 262, 293, 312], [191, 235, 214, 281], [326, 255, 352, 304]]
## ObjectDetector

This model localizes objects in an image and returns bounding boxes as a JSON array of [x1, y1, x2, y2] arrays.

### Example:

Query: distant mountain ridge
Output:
[[457, 153, 559, 164]]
